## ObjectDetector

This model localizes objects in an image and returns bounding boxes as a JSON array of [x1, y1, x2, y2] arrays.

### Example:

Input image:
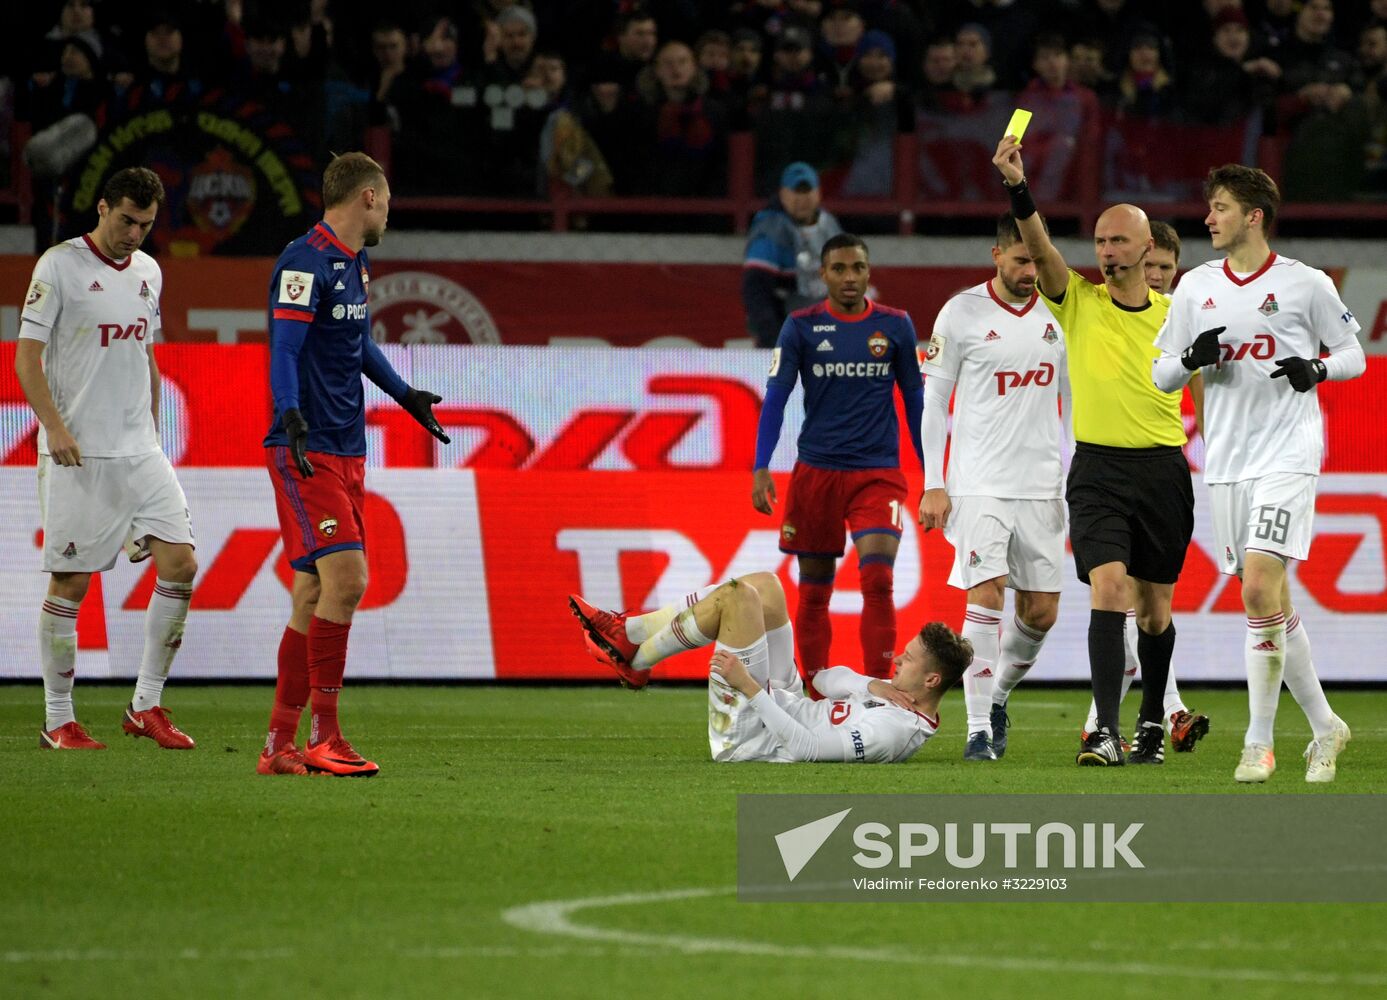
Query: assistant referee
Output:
[[992, 135, 1194, 768]]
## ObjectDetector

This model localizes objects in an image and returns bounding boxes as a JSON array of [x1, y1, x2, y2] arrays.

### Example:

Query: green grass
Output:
[[3, 684, 1385, 999]]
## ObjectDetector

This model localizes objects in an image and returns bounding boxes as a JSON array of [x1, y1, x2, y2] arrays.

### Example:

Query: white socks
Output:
[[961, 605, 1001, 735], [1244, 612, 1286, 746], [631, 606, 713, 671], [993, 615, 1049, 705], [132, 579, 192, 712], [39, 595, 80, 730], [1281, 611, 1336, 740], [714, 636, 772, 689], [625, 585, 717, 644], [764, 621, 801, 694]]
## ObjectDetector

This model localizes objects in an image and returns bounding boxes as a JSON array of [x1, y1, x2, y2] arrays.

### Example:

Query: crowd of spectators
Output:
[[6, 0, 1387, 207]]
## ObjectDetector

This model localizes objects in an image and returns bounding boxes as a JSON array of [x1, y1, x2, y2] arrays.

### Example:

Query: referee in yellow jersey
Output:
[[993, 135, 1194, 768]]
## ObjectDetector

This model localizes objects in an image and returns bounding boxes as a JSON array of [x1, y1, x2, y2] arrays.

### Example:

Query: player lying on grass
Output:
[[570, 574, 970, 762]]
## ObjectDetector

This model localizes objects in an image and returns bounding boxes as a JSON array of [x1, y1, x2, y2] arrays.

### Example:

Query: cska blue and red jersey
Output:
[[757, 299, 924, 471], [262, 222, 406, 456]]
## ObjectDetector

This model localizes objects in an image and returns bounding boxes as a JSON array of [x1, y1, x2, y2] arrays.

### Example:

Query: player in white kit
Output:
[[15, 167, 198, 751], [569, 574, 969, 763], [1152, 164, 1364, 783], [918, 213, 1068, 761]]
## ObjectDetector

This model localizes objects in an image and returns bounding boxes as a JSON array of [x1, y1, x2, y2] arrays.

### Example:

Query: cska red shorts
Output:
[[266, 447, 367, 572], [778, 462, 908, 558]]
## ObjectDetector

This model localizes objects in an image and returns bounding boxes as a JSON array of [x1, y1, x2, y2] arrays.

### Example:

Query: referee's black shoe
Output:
[[1128, 721, 1165, 765], [1076, 727, 1126, 767]]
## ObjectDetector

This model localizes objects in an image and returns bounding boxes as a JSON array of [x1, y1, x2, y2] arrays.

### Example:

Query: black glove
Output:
[[282, 408, 313, 478], [1270, 356, 1327, 393], [1181, 326, 1225, 371], [401, 387, 451, 443]]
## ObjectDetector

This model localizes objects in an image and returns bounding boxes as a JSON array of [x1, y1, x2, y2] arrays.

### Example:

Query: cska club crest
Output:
[[781, 523, 797, 541], [318, 517, 339, 538], [867, 331, 889, 357], [1259, 293, 1279, 316], [1041, 323, 1059, 344]]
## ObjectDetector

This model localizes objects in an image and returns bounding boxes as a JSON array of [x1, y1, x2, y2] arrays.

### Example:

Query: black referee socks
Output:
[[1088, 610, 1127, 734], [1137, 622, 1177, 728]]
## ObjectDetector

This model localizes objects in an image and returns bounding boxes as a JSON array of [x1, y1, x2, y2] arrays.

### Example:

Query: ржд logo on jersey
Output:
[[1219, 333, 1275, 363], [994, 362, 1054, 396], [99, 317, 149, 347]]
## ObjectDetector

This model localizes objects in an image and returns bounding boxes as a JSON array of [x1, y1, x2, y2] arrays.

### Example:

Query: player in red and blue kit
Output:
[[256, 153, 449, 778], [752, 233, 925, 682]]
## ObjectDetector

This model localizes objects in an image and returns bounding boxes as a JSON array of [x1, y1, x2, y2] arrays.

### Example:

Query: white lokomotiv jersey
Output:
[[19, 236, 163, 458], [749, 682, 940, 763], [924, 281, 1067, 499], [1154, 254, 1361, 484]]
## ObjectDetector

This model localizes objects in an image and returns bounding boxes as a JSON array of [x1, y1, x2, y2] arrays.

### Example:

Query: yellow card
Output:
[[1005, 108, 1032, 141]]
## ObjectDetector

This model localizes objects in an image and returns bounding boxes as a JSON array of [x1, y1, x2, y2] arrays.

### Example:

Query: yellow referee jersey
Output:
[[1043, 269, 1185, 448]]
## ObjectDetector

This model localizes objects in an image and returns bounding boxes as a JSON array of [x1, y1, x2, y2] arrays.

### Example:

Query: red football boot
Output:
[[123, 704, 196, 749], [303, 735, 379, 777], [568, 595, 648, 689], [39, 721, 106, 750], [1169, 709, 1210, 752], [257, 744, 310, 775]]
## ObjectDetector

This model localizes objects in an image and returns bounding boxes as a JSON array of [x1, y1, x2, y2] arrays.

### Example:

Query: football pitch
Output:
[[3, 684, 1385, 1000]]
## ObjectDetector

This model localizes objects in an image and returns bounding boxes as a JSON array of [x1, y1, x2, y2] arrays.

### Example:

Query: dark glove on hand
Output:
[[282, 407, 313, 478], [1270, 356, 1327, 392], [402, 388, 451, 443], [1181, 326, 1225, 371]]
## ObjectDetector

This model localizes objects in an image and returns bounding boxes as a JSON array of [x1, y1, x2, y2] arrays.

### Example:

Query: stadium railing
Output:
[[364, 123, 1387, 235]]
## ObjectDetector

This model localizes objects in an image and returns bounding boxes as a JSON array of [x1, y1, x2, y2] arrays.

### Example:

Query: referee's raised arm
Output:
[[992, 136, 1068, 299]]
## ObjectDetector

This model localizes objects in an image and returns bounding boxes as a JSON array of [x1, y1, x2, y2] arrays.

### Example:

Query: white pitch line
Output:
[[501, 886, 1387, 987], [1, 944, 611, 965]]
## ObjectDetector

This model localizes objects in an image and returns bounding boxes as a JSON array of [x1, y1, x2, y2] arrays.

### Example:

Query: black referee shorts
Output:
[[1066, 443, 1194, 586]]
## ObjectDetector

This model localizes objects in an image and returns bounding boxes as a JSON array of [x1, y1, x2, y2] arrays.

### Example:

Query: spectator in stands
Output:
[[741, 161, 843, 347], [41, 0, 111, 74], [1361, 20, 1387, 87], [917, 36, 966, 113], [767, 24, 823, 110], [136, 9, 200, 100], [368, 21, 413, 130], [419, 15, 466, 98], [697, 30, 734, 101], [1017, 32, 1099, 199], [283, 0, 334, 81], [730, 28, 768, 119], [613, 10, 659, 92], [1275, 0, 1368, 199], [26, 36, 107, 132], [1182, 8, 1278, 125], [1252, 0, 1299, 58], [819, 3, 866, 97], [635, 40, 730, 196], [1114, 27, 1177, 118], [536, 51, 615, 198], [952, 23, 997, 104], [475, 5, 537, 88], [1091, 0, 1145, 76], [1069, 37, 1114, 96], [578, 53, 643, 194], [1276, 0, 1360, 109], [949, 0, 1038, 90], [842, 29, 910, 196]]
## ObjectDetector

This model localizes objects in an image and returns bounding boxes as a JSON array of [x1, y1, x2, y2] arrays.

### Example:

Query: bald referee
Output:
[[993, 135, 1193, 768]]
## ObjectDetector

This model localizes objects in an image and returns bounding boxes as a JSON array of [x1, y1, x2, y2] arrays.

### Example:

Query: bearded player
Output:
[[257, 153, 450, 777], [1153, 164, 1363, 783], [918, 213, 1068, 762]]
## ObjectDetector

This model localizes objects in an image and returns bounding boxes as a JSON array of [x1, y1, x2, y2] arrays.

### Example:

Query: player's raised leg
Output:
[[38, 571, 103, 749], [259, 571, 317, 775], [300, 548, 378, 777], [122, 536, 196, 749]]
